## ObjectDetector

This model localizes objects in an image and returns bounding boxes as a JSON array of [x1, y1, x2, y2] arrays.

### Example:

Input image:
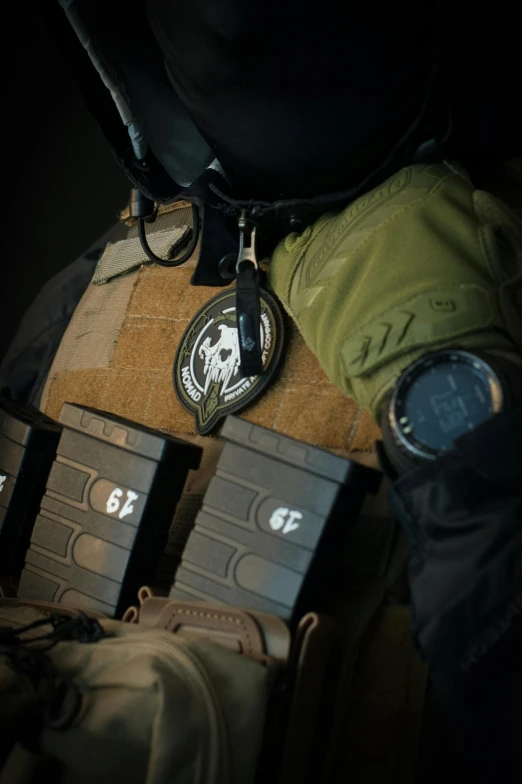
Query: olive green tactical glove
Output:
[[268, 163, 522, 417]]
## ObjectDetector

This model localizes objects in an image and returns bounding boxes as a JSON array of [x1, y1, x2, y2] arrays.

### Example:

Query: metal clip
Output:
[[236, 209, 258, 273]]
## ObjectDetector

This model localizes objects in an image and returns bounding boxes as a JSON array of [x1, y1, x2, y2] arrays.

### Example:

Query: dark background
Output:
[[1, 6, 129, 363]]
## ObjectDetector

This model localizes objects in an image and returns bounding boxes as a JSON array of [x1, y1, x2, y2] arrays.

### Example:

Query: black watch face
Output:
[[393, 352, 502, 456]]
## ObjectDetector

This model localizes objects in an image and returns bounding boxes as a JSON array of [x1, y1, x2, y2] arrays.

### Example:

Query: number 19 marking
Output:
[[106, 488, 139, 519], [269, 507, 303, 536]]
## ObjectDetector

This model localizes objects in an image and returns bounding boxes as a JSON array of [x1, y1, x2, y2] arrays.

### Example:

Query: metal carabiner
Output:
[[236, 209, 258, 273]]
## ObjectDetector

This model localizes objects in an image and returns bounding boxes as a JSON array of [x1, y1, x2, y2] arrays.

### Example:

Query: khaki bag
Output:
[[0, 598, 291, 784]]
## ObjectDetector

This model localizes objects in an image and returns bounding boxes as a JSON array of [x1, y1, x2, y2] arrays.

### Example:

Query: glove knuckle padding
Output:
[[269, 163, 522, 416]]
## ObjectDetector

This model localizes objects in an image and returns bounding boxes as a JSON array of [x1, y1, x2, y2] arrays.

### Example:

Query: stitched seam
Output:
[[272, 386, 288, 431], [303, 167, 417, 282], [278, 378, 331, 386], [166, 607, 243, 624], [306, 173, 456, 323], [126, 315, 190, 323], [143, 372, 161, 421], [345, 406, 363, 451], [478, 222, 503, 283], [304, 178, 459, 386], [111, 364, 174, 372], [162, 607, 254, 655]]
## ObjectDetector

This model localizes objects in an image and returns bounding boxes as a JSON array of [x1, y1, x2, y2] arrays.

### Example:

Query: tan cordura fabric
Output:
[[40, 216, 380, 462], [0, 602, 269, 784], [38, 209, 425, 783]]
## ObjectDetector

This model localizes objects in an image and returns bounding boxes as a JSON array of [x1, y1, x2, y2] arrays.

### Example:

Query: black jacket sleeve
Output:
[[384, 406, 522, 782]]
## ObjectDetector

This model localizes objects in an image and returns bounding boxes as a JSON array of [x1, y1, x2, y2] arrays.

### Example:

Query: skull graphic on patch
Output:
[[173, 288, 285, 434], [199, 324, 241, 395]]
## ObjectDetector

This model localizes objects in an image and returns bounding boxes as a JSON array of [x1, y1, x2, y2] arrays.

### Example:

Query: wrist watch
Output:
[[381, 349, 522, 475]]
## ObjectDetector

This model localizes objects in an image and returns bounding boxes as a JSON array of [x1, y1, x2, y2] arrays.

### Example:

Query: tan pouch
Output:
[[0, 599, 273, 784], [128, 588, 291, 663], [122, 590, 340, 783]]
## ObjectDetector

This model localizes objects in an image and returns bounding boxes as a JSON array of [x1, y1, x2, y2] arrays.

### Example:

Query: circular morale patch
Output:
[[173, 288, 285, 435]]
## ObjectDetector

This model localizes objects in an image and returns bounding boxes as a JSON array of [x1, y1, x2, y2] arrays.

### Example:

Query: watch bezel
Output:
[[388, 350, 504, 461]]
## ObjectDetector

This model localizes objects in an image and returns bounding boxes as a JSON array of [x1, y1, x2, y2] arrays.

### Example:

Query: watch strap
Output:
[[454, 403, 522, 486]]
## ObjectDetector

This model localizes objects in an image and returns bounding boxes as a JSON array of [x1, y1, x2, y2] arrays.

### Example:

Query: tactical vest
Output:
[[41, 202, 381, 466], [38, 203, 427, 783]]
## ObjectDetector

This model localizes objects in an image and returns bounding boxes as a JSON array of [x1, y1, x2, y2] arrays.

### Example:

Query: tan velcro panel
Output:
[[41, 260, 380, 461]]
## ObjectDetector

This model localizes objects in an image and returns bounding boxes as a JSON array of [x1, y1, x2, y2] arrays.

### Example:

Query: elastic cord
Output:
[[138, 203, 200, 267]]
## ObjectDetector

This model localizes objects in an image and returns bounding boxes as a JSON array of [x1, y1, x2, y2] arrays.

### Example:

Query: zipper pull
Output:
[[236, 210, 264, 377]]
